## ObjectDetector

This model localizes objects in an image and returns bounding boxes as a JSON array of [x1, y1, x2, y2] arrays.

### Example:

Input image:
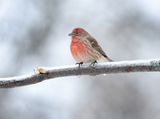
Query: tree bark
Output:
[[0, 59, 160, 88]]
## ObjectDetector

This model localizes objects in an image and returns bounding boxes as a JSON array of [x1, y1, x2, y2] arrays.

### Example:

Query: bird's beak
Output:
[[68, 32, 75, 36]]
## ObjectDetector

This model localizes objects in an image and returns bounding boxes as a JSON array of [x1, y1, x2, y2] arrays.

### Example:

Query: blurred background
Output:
[[0, 0, 160, 119]]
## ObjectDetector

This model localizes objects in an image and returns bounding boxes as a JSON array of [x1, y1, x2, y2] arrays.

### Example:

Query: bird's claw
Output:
[[90, 60, 97, 67], [76, 62, 83, 68]]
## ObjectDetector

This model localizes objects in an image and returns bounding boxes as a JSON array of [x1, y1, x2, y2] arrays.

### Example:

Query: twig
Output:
[[0, 59, 160, 88]]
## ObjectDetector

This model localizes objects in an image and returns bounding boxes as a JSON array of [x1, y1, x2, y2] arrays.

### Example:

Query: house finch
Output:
[[69, 27, 113, 67], [36, 27, 113, 74]]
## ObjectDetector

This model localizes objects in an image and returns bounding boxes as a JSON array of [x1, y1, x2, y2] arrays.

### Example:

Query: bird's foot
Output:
[[90, 60, 97, 67], [76, 62, 83, 68]]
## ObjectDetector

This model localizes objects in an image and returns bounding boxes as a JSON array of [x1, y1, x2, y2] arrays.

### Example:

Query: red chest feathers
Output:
[[70, 38, 87, 58]]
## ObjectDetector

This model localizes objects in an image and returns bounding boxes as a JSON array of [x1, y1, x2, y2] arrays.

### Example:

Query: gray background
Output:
[[0, 0, 160, 119]]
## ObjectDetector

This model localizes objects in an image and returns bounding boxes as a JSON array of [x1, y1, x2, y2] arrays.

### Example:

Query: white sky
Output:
[[136, 0, 160, 22]]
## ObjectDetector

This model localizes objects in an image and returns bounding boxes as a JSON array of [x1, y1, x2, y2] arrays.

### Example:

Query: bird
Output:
[[69, 27, 113, 67]]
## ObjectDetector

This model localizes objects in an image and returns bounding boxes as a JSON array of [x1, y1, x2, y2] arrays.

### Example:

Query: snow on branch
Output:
[[0, 59, 160, 88]]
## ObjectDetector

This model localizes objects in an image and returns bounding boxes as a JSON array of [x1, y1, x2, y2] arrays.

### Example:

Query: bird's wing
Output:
[[86, 36, 113, 61]]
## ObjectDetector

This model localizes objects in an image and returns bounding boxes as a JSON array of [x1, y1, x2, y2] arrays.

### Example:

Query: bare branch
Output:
[[0, 59, 160, 88]]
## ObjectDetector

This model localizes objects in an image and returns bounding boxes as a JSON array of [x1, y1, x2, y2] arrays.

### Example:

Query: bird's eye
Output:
[[75, 32, 80, 35]]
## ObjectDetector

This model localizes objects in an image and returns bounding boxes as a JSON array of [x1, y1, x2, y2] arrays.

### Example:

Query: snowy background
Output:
[[0, 0, 160, 119]]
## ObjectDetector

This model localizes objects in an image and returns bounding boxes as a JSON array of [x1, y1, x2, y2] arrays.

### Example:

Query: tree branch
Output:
[[0, 59, 160, 88]]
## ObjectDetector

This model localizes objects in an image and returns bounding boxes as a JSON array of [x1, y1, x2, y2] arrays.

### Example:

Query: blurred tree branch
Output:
[[0, 59, 160, 88]]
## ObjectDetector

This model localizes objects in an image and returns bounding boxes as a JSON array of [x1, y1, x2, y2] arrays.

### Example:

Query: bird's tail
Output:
[[106, 57, 114, 62], [100, 56, 114, 62]]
